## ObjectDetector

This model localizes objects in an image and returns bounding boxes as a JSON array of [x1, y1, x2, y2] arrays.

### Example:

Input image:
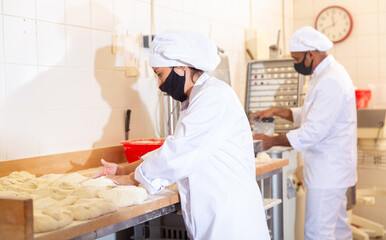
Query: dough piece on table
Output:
[[32, 186, 71, 199], [5, 184, 34, 193], [71, 186, 106, 198], [36, 174, 64, 188], [34, 196, 58, 209], [97, 186, 148, 208], [33, 207, 73, 233], [56, 195, 79, 207], [1, 171, 36, 186], [81, 176, 117, 187], [255, 152, 272, 162], [51, 173, 88, 187], [21, 178, 39, 189], [67, 198, 118, 221]]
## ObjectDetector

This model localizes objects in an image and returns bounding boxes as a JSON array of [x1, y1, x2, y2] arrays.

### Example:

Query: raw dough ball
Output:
[[37, 174, 64, 187], [71, 186, 105, 198], [97, 186, 148, 208], [255, 152, 272, 162], [67, 198, 118, 221], [33, 207, 73, 233], [51, 173, 88, 187], [34, 196, 58, 209], [81, 176, 117, 187]]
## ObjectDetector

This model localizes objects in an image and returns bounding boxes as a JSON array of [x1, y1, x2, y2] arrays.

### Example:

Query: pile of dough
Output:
[[0, 170, 149, 234], [255, 152, 272, 162], [68, 198, 118, 221], [98, 186, 148, 208], [34, 207, 73, 233]]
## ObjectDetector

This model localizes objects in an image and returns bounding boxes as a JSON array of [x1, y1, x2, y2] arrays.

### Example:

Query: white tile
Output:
[[3, 0, 35, 19], [380, 12, 386, 34], [212, 0, 232, 24], [355, 77, 379, 89], [380, 35, 386, 56], [92, 109, 124, 148], [91, 0, 114, 31], [197, 0, 212, 19], [196, 18, 212, 39], [153, 0, 170, 8], [66, 0, 91, 27], [182, 0, 197, 15], [355, 14, 378, 35], [381, 56, 386, 78], [37, 21, 66, 66], [294, 0, 314, 19], [357, 56, 379, 79], [168, 0, 183, 11], [334, 34, 357, 58], [183, 14, 198, 32], [134, 0, 151, 34], [0, 65, 4, 109], [36, 0, 65, 23], [357, 0, 378, 13], [293, 18, 314, 32], [357, 35, 379, 57], [381, 0, 386, 12], [0, 0, 3, 13], [66, 26, 92, 68], [168, 10, 185, 30], [4, 64, 39, 110], [94, 69, 120, 107], [66, 68, 107, 109], [335, 57, 357, 82], [0, 113, 6, 161], [92, 30, 116, 69], [3, 112, 40, 160], [232, 27, 246, 53], [233, 0, 250, 28], [36, 66, 70, 110], [3, 16, 37, 65], [0, 17, 3, 63], [114, 0, 135, 33], [153, 6, 171, 33], [211, 22, 234, 51]]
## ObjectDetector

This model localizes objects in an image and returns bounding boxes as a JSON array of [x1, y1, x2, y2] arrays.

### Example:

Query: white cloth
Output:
[[290, 26, 333, 52], [135, 73, 269, 240], [286, 55, 357, 189], [149, 30, 220, 72], [305, 188, 352, 240]]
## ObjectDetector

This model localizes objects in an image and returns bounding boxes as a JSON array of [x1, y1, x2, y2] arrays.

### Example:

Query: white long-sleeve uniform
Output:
[[287, 55, 357, 189], [135, 73, 270, 240]]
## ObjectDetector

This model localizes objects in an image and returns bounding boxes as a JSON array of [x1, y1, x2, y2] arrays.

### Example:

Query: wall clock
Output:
[[315, 6, 353, 43]]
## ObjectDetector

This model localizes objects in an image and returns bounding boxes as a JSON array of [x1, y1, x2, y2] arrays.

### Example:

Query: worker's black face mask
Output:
[[159, 67, 187, 102], [294, 52, 313, 75]]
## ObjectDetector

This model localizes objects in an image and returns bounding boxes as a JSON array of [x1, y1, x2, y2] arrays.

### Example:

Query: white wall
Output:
[[0, 0, 294, 161], [293, 0, 386, 89]]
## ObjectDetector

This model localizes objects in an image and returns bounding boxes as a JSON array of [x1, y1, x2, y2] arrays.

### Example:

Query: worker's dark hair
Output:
[[189, 67, 204, 84]]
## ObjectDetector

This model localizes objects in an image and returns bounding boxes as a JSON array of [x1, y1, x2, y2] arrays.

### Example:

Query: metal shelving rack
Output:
[[245, 58, 304, 133]]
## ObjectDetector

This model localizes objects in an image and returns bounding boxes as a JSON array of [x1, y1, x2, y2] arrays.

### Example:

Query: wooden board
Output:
[[0, 196, 33, 240], [0, 145, 126, 177], [256, 158, 289, 176]]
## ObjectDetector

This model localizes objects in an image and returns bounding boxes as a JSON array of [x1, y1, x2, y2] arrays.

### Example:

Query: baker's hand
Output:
[[253, 133, 273, 150], [106, 172, 139, 186], [92, 159, 120, 178], [251, 108, 276, 122]]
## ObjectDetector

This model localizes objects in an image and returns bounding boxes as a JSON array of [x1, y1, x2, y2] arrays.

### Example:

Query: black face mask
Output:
[[159, 67, 188, 102], [294, 52, 313, 75]]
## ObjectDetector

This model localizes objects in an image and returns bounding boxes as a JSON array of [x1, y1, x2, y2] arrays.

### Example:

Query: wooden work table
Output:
[[0, 146, 288, 240]]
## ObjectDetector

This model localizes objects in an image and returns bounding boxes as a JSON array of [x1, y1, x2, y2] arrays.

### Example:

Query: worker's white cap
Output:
[[289, 26, 333, 52], [149, 30, 220, 72]]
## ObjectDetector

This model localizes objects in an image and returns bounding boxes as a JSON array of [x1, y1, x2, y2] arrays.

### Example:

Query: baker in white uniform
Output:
[[253, 26, 357, 240], [93, 30, 270, 240]]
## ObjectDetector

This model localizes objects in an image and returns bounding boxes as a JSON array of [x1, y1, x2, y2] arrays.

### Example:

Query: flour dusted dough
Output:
[[97, 186, 148, 208], [51, 173, 88, 187], [255, 152, 272, 162], [68, 198, 118, 221], [71, 186, 105, 198], [81, 176, 117, 187], [33, 207, 73, 233]]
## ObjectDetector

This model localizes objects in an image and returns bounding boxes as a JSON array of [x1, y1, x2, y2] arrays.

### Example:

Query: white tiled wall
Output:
[[293, 0, 385, 90], [0, 0, 293, 161]]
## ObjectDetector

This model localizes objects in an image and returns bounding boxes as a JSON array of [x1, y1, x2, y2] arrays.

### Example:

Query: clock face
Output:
[[315, 6, 353, 43]]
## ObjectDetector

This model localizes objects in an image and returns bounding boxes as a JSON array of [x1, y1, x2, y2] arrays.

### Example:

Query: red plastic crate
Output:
[[355, 89, 371, 109], [120, 138, 165, 163]]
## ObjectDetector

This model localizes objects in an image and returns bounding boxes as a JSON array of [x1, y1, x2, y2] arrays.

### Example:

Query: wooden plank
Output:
[[0, 196, 33, 240], [255, 158, 289, 176], [0, 146, 126, 177]]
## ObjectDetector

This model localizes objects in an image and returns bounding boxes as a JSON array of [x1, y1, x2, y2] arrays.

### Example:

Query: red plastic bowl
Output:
[[355, 89, 371, 109], [120, 138, 165, 163]]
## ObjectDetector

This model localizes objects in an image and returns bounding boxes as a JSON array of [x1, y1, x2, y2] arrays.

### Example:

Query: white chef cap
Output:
[[149, 30, 220, 72], [289, 26, 333, 52]]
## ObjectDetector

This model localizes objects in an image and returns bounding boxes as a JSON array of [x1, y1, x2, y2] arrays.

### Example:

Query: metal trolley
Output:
[[245, 58, 304, 133]]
